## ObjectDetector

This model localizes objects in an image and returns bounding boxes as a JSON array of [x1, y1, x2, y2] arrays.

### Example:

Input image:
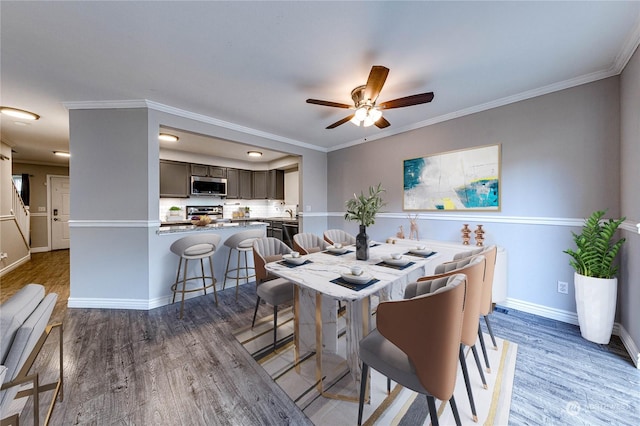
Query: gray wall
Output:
[[620, 47, 640, 352], [327, 77, 626, 321]]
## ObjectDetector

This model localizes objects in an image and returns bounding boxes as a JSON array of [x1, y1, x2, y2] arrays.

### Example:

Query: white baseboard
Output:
[[68, 286, 222, 310], [0, 254, 31, 277], [30, 246, 50, 253], [499, 297, 640, 369]]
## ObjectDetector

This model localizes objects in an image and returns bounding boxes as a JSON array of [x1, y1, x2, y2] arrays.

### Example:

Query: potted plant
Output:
[[344, 183, 386, 260], [168, 206, 183, 219], [564, 210, 626, 344]]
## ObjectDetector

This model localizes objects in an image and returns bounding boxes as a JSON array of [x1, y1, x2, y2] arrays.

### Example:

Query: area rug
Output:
[[234, 308, 517, 425]]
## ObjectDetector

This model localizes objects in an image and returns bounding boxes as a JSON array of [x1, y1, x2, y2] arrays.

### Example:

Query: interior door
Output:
[[51, 176, 70, 250]]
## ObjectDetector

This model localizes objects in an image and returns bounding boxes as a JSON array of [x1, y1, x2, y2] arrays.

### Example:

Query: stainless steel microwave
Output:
[[191, 176, 227, 197]]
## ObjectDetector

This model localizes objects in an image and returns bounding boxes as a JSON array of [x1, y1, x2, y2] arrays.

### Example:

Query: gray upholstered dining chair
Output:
[[293, 232, 328, 255], [323, 229, 356, 246], [419, 254, 487, 422], [252, 237, 295, 351], [357, 274, 467, 426]]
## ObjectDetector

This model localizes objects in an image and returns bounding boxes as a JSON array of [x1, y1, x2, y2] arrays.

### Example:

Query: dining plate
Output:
[[381, 256, 410, 266], [327, 246, 348, 254], [341, 272, 373, 285], [282, 254, 307, 265], [409, 248, 434, 256]]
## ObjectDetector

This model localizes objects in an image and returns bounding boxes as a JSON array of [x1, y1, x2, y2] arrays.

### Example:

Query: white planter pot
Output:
[[574, 272, 617, 344]]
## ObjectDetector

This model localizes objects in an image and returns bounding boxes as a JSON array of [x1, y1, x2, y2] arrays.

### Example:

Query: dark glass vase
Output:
[[356, 225, 369, 260]]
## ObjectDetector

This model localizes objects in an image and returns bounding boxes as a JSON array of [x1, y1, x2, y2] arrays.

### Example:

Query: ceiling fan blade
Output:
[[326, 114, 354, 129], [306, 99, 353, 109], [375, 116, 390, 129], [364, 66, 389, 102], [378, 92, 435, 109]]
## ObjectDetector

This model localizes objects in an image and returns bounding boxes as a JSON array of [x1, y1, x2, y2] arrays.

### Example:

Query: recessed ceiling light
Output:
[[159, 133, 179, 142], [0, 106, 40, 120], [53, 151, 70, 157], [247, 151, 263, 158]]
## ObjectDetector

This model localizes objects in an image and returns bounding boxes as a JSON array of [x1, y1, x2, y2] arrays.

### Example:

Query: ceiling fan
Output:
[[306, 65, 434, 129]]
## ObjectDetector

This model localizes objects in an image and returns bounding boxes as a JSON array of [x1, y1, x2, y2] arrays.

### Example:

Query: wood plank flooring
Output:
[[2, 250, 639, 425]]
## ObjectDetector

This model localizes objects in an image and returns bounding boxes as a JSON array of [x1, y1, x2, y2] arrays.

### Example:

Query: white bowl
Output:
[[382, 256, 410, 266], [327, 245, 348, 254], [409, 248, 433, 256], [282, 254, 306, 265], [341, 272, 373, 285]]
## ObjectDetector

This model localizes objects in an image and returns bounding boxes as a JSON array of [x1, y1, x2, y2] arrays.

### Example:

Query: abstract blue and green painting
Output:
[[403, 144, 500, 210]]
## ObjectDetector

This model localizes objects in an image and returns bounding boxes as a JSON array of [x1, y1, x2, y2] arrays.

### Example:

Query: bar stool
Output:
[[170, 233, 222, 319], [223, 228, 266, 300]]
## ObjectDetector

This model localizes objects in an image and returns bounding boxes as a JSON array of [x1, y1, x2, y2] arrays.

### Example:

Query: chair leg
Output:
[[426, 395, 439, 426], [273, 305, 278, 351], [449, 395, 462, 426], [459, 344, 478, 422], [179, 259, 189, 319], [357, 362, 369, 425], [223, 249, 232, 290], [478, 324, 491, 373], [172, 257, 183, 304], [252, 296, 261, 328], [387, 377, 391, 394], [471, 344, 488, 389], [200, 259, 207, 295], [235, 248, 242, 301], [484, 314, 498, 349], [209, 255, 218, 306]]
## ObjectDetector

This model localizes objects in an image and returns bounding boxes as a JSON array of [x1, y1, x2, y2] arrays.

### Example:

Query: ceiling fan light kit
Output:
[[306, 65, 434, 130], [0, 106, 40, 121]]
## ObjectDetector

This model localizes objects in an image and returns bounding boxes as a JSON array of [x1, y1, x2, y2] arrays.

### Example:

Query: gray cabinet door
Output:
[[226, 168, 240, 198], [239, 170, 253, 199], [209, 166, 227, 178], [267, 169, 284, 200], [191, 163, 209, 176], [160, 160, 190, 197], [252, 170, 268, 199]]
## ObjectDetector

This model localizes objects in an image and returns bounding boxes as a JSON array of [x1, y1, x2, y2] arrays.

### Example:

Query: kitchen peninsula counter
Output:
[[158, 221, 266, 235]]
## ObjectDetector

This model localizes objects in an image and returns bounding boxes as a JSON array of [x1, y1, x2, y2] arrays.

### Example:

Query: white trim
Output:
[[69, 220, 161, 228], [29, 212, 48, 218], [616, 324, 640, 369], [614, 12, 640, 73], [498, 297, 579, 325], [0, 254, 31, 278], [67, 297, 152, 310], [499, 297, 640, 368], [63, 99, 326, 153], [330, 69, 620, 152], [30, 247, 49, 253]]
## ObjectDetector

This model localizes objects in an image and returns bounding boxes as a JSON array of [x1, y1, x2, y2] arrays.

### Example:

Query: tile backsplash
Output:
[[160, 198, 297, 221]]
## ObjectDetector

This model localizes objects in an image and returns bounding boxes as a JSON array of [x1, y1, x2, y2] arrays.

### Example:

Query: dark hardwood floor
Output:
[[2, 250, 639, 425]]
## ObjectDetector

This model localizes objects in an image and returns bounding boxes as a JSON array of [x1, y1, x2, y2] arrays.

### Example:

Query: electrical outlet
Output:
[[557, 281, 569, 294], [38, 206, 46, 212]]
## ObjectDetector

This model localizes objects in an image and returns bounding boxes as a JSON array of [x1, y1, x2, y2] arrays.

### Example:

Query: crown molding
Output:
[[614, 12, 640, 73], [63, 99, 326, 153]]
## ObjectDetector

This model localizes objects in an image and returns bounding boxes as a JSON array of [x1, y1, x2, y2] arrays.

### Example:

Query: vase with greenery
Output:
[[563, 210, 626, 344], [344, 183, 385, 260]]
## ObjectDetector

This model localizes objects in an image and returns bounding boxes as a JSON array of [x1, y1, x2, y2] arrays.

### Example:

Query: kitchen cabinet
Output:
[[267, 169, 285, 200], [191, 164, 226, 178], [226, 168, 240, 198], [239, 170, 252, 199], [160, 160, 190, 198], [252, 170, 268, 199]]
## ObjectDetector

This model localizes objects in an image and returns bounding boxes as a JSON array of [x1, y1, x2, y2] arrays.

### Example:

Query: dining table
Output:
[[265, 240, 456, 400]]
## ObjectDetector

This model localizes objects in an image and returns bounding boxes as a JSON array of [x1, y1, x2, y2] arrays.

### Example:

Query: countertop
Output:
[[158, 221, 266, 234]]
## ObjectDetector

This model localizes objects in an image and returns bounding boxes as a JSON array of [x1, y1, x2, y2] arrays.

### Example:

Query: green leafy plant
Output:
[[344, 183, 386, 227], [169, 206, 182, 211], [564, 210, 626, 279]]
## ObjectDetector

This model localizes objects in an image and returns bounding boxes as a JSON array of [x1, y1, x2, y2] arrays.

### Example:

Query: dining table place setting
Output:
[[323, 243, 353, 256], [278, 252, 313, 267]]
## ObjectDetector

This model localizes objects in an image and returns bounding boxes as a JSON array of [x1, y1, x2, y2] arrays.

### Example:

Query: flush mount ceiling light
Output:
[[158, 133, 179, 142], [0, 106, 40, 120], [53, 151, 70, 157], [247, 151, 263, 158]]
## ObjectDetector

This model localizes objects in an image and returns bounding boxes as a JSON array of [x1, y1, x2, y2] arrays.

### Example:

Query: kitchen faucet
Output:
[[285, 209, 293, 218]]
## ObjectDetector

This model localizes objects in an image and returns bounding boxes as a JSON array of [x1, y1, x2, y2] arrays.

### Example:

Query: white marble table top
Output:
[[265, 242, 444, 301]]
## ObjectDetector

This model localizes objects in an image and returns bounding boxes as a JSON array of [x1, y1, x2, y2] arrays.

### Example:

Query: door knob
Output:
[[53, 218, 59, 221]]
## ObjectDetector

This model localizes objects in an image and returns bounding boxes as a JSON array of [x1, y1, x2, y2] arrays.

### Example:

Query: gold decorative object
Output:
[[475, 224, 485, 247], [408, 214, 419, 240], [461, 224, 471, 245]]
